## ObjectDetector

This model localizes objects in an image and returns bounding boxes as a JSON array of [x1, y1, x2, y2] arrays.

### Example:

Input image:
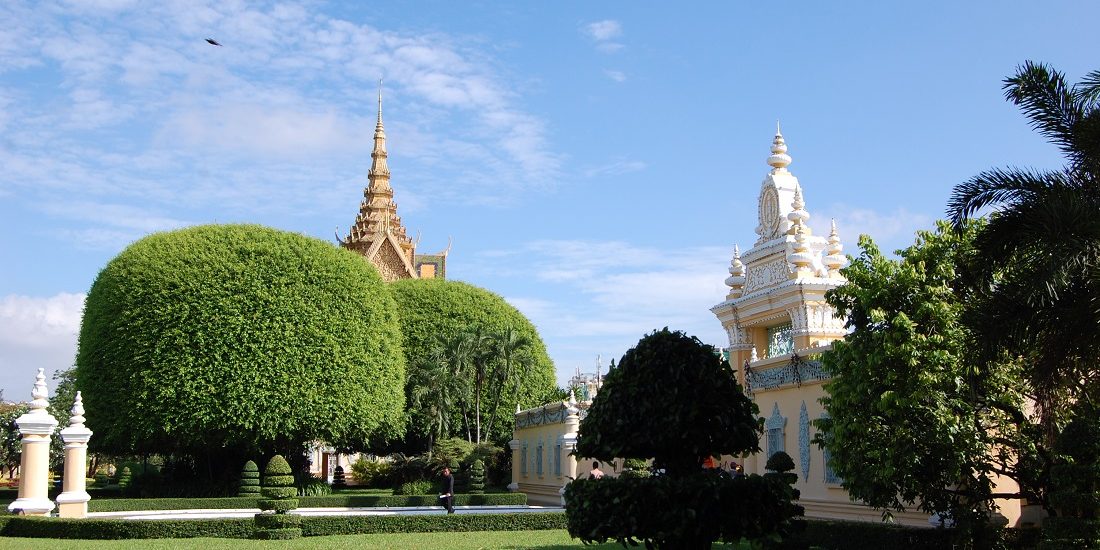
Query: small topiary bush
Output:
[[332, 466, 346, 488], [255, 455, 301, 540], [117, 467, 132, 490], [238, 461, 261, 497], [396, 480, 435, 496], [621, 457, 651, 479], [468, 459, 485, 494], [94, 471, 108, 487]]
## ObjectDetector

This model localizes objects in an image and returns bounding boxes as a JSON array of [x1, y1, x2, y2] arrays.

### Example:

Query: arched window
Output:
[[520, 441, 528, 476], [536, 438, 544, 476], [765, 403, 786, 459], [819, 412, 842, 485], [554, 436, 562, 477]]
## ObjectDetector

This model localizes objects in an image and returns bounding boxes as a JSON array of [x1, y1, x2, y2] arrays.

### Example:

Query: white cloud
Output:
[[473, 240, 731, 387], [582, 19, 624, 53], [603, 69, 626, 82], [0, 293, 85, 400], [584, 20, 622, 41], [809, 204, 933, 256], [583, 158, 646, 178]]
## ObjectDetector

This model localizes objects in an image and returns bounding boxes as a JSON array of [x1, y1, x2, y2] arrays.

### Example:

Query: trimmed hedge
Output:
[[775, 519, 954, 550], [238, 461, 260, 497], [86, 492, 526, 512], [0, 512, 564, 539]]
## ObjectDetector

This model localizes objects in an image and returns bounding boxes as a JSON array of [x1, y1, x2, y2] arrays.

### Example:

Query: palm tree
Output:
[[947, 61, 1100, 428], [407, 354, 455, 456], [436, 331, 476, 442], [483, 327, 534, 442]]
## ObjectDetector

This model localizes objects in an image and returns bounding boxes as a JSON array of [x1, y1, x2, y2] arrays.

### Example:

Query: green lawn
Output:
[[0, 530, 747, 549]]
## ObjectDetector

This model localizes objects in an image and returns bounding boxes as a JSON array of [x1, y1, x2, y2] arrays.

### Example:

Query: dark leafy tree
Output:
[[948, 61, 1100, 439], [0, 403, 27, 480], [75, 224, 406, 484], [567, 329, 800, 549], [576, 328, 760, 477]]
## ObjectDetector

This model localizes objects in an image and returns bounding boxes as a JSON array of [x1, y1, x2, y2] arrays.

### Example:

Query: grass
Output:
[[0, 530, 748, 549]]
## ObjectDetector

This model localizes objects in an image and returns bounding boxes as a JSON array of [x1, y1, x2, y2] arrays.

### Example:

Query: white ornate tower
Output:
[[712, 128, 847, 376]]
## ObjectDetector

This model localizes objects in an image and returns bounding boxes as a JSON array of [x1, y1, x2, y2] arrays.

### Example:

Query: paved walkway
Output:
[[89, 505, 563, 521]]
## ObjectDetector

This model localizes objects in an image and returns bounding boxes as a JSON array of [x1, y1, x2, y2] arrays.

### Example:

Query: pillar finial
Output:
[[69, 391, 86, 428], [30, 368, 49, 412], [725, 244, 746, 295]]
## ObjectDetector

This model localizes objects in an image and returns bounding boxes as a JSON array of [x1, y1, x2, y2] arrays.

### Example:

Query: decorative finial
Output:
[[567, 389, 577, 406], [824, 219, 847, 276], [724, 245, 746, 293], [516, 403, 522, 414], [787, 185, 810, 229], [69, 391, 86, 428], [30, 368, 49, 412], [788, 224, 815, 275], [750, 347, 759, 362], [377, 79, 383, 124], [767, 123, 792, 172]]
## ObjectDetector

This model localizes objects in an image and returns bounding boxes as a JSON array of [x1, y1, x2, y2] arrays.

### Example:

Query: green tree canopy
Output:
[[576, 328, 761, 477], [390, 278, 556, 445], [816, 222, 1036, 542], [948, 61, 1100, 435], [76, 224, 406, 467]]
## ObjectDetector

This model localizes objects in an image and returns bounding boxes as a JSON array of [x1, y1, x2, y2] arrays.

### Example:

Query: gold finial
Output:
[[376, 79, 384, 127], [776, 119, 782, 136]]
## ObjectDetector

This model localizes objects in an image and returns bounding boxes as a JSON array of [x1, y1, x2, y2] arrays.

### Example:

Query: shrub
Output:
[[238, 461, 261, 497], [468, 459, 486, 494], [432, 438, 475, 471], [396, 479, 435, 495], [256, 455, 300, 539], [298, 479, 331, 497], [0, 511, 560, 539], [332, 466, 346, 488], [389, 453, 431, 486], [117, 467, 132, 489], [75, 224, 406, 472], [566, 471, 802, 548], [620, 458, 650, 479], [93, 471, 108, 487], [350, 456, 393, 488]]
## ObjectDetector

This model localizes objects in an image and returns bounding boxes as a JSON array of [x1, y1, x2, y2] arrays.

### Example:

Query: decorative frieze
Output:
[[745, 356, 831, 393], [743, 258, 791, 294]]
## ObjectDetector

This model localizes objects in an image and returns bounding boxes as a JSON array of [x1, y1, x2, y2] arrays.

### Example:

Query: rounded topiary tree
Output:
[[255, 455, 301, 540], [468, 459, 486, 494], [332, 465, 346, 488], [239, 460, 261, 497], [391, 278, 557, 442], [566, 328, 801, 550], [576, 328, 761, 477], [75, 224, 406, 476]]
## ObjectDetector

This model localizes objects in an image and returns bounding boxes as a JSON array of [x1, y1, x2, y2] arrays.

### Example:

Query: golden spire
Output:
[[370, 79, 391, 184]]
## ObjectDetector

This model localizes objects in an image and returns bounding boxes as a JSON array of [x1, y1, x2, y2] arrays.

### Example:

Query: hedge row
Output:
[[0, 512, 565, 539], [774, 519, 1044, 550], [87, 492, 527, 512]]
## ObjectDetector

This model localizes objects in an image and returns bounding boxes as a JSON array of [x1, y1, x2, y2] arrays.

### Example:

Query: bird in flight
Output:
[[205, 38, 222, 46]]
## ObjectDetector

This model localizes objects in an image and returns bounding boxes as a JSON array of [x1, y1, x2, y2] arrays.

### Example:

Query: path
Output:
[[88, 505, 563, 520]]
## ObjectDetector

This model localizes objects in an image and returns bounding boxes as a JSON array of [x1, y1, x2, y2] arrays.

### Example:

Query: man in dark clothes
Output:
[[440, 467, 455, 514]]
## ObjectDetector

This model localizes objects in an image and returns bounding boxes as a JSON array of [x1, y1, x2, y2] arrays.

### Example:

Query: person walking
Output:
[[440, 467, 455, 514], [589, 461, 605, 479]]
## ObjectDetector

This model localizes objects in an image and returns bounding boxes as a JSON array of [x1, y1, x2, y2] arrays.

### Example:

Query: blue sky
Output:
[[1, 1, 1097, 400]]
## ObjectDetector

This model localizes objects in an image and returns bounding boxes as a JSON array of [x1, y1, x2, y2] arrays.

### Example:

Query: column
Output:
[[9, 369, 59, 516], [558, 391, 581, 505], [507, 439, 520, 491], [57, 391, 93, 518]]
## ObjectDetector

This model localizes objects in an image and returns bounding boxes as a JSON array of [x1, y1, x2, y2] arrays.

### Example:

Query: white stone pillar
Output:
[[507, 439, 520, 491], [9, 369, 59, 516], [559, 391, 581, 506], [57, 391, 92, 518]]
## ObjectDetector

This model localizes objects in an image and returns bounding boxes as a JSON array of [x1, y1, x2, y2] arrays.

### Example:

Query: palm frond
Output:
[[947, 167, 1065, 226], [1003, 61, 1081, 158]]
